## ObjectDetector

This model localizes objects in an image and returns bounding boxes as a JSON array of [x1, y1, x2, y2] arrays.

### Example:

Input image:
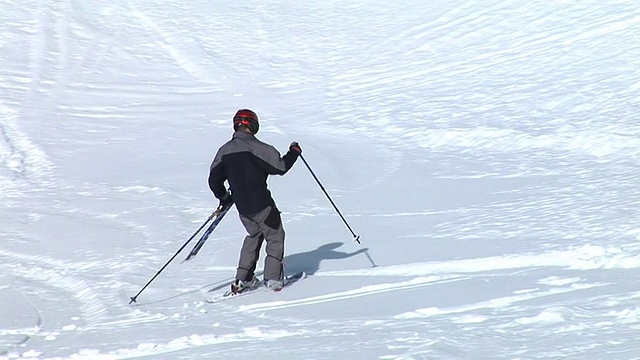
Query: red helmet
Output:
[[233, 109, 259, 134]]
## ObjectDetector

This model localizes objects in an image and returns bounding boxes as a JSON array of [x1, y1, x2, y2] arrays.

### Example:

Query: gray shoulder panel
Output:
[[212, 133, 287, 174]]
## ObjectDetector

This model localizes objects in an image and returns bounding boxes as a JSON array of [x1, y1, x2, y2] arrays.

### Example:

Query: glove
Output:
[[289, 141, 302, 154], [219, 190, 233, 208]]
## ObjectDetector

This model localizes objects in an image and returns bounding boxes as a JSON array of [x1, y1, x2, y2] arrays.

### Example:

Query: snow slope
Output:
[[1, 0, 640, 359]]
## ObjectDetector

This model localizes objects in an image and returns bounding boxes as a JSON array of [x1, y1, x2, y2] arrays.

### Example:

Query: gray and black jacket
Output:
[[208, 131, 299, 216]]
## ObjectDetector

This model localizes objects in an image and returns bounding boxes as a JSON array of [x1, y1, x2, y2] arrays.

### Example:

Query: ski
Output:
[[281, 270, 307, 289], [206, 284, 263, 303], [205, 271, 307, 303], [183, 202, 233, 262]]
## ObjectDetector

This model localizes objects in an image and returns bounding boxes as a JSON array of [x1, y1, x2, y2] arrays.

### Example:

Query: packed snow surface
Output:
[[1, 1, 640, 359]]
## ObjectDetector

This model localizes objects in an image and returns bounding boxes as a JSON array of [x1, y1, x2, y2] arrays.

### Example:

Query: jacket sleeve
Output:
[[208, 153, 228, 199], [255, 145, 299, 175]]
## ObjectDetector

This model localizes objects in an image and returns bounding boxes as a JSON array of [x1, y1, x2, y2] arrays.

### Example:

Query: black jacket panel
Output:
[[208, 131, 299, 215]]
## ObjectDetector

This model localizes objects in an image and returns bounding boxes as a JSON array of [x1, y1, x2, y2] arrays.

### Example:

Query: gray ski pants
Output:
[[235, 205, 285, 282]]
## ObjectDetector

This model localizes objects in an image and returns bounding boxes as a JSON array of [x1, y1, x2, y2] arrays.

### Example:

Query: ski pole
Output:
[[129, 208, 221, 304], [299, 154, 361, 244], [183, 202, 233, 262]]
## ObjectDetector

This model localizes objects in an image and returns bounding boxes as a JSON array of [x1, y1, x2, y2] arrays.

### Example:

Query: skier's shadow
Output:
[[283, 242, 368, 275]]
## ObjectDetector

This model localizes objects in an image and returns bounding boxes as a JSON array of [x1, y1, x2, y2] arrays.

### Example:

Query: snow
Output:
[[1, 0, 640, 359]]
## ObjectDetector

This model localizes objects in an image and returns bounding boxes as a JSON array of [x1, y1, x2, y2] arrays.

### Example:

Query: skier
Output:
[[208, 109, 302, 293]]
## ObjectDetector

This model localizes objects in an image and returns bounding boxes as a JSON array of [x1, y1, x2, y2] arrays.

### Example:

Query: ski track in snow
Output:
[[1, 0, 640, 359], [0, 103, 55, 198]]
